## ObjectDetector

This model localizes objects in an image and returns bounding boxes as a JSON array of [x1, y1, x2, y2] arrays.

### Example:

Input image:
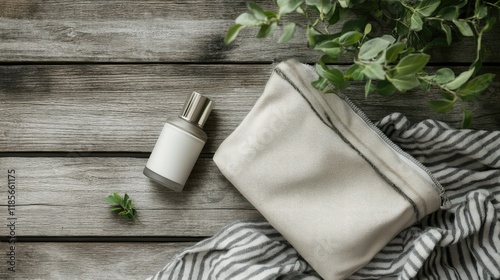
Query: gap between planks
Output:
[[0, 236, 207, 243], [0, 152, 214, 158], [0, 242, 195, 279]]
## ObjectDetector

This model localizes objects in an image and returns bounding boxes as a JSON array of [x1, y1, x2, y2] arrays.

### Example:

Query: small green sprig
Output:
[[106, 193, 141, 224]]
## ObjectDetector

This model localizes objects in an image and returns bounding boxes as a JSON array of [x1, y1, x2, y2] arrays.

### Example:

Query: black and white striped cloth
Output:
[[148, 113, 500, 280]]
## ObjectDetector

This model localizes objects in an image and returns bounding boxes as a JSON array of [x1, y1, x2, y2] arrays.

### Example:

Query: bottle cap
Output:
[[180, 91, 213, 128]]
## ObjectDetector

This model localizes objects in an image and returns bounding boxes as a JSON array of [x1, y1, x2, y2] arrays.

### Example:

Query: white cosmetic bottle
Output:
[[144, 92, 213, 191]]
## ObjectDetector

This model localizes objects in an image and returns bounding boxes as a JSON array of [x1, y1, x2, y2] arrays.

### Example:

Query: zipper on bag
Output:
[[339, 93, 449, 208], [293, 62, 449, 208]]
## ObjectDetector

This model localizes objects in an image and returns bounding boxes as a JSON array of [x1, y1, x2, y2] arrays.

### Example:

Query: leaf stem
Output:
[[485, 1, 500, 9], [426, 17, 444, 22], [418, 75, 458, 101]]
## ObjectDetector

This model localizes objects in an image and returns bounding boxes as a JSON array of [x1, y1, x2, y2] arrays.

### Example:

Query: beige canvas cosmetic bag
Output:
[[213, 59, 445, 280]]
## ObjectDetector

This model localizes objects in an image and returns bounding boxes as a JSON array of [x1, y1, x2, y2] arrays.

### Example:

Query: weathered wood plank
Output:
[[0, 0, 498, 63], [0, 64, 268, 153], [0, 0, 311, 63], [1, 64, 499, 153], [0, 0, 257, 20], [0, 18, 312, 63], [0, 157, 263, 237], [0, 242, 191, 279]]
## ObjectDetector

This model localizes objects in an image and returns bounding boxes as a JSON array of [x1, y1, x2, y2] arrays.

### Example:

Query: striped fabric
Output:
[[148, 113, 500, 280]]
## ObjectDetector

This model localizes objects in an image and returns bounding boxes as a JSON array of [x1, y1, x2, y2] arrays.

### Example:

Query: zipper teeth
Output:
[[295, 62, 447, 206], [338, 93, 447, 203]]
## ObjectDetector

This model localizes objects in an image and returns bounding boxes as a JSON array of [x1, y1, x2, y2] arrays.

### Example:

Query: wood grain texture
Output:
[[3, 1, 498, 278], [0, 0, 311, 63], [0, 242, 192, 279], [0, 157, 263, 237], [1, 64, 499, 153], [0, 63, 269, 153], [0, 0, 499, 63]]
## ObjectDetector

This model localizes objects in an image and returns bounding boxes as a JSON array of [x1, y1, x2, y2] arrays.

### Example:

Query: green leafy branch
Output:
[[225, 0, 499, 128], [106, 193, 141, 224]]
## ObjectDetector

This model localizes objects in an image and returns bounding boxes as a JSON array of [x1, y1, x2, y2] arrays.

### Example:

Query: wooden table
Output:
[[0, 1, 499, 279]]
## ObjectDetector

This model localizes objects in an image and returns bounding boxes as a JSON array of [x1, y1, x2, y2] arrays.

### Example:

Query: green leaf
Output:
[[482, 17, 496, 33], [387, 74, 420, 91], [455, 0, 468, 8], [456, 73, 495, 100], [235, 12, 262, 26], [113, 193, 123, 204], [374, 9, 383, 19], [224, 24, 244, 45], [336, 79, 350, 90], [107, 195, 120, 205], [362, 63, 385, 80], [394, 53, 430, 76], [338, 0, 350, 8], [314, 41, 341, 57], [453, 19, 474, 37], [319, 54, 338, 64], [278, 0, 305, 15], [376, 80, 397, 96], [124, 200, 132, 210], [364, 23, 372, 35], [436, 6, 459, 20], [359, 37, 392, 60], [441, 90, 456, 101], [461, 109, 473, 128], [345, 64, 364, 81], [315, 39, 341, 49], [312, 77, 329, 90], [313, 33, 342, 46], [106, 195, 118, 204], [307, 25, 321, 48], [399, 47, 415, 59], [248, 2, 267, 21], [338, 31, 363, 46], [263, 10, 278, 19], [380, 35, 396, 45], [440, 22, 452, 45], [306, 0, 333, 14], [416, 0, 441, 17], [278, 23, 296, 43], [446, 68, 475, 90], [428, 99, 455, 113], [475, 0, 488, 20], [341, 18, 367, 33], [433, 68, 455, 84], [396, 12, 410, 37], [419, 79, 431, 91], [471, 57, 482, 75], [315, 63, 345, 86], [119, 210, 129, 217], [410, 13, 423, 31], [256, 22, 278, 38], [327, 4, 347, 25], [110, 207, 122, 212], [385, 42, 406, 63]]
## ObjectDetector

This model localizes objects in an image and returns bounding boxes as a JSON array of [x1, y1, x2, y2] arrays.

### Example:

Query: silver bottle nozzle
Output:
[[180, 91, 213, 128]]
